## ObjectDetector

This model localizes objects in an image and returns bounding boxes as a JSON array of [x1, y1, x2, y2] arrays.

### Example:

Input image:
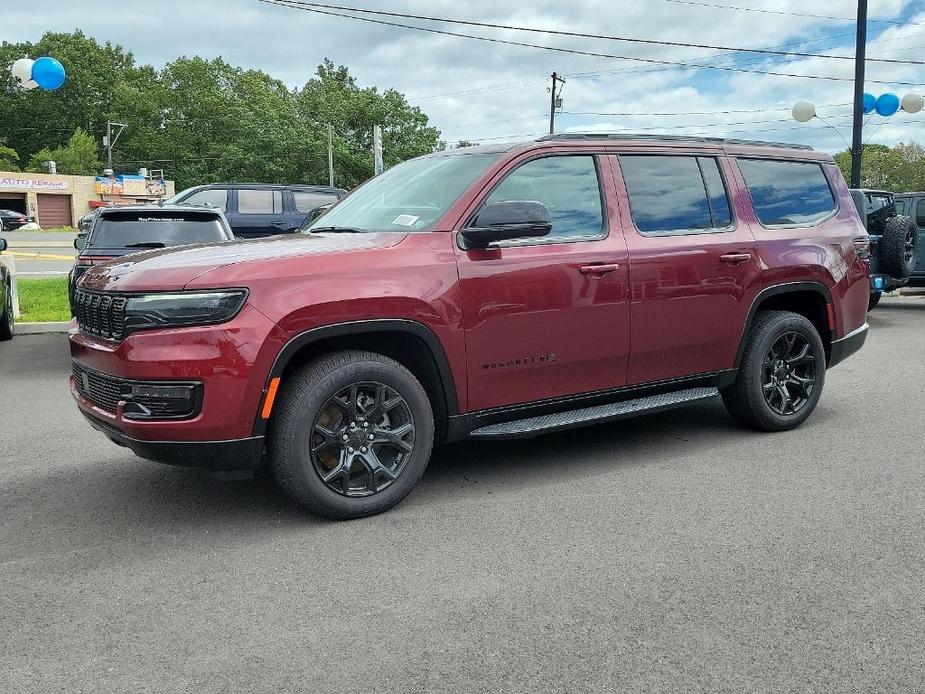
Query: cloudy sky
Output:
[[5, 0, 925, 152]]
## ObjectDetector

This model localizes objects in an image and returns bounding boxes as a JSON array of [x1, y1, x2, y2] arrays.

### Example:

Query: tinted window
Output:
[[738, 159, 835, 226], [917, 199, 925, 226], [483, 155, 603, 240], [293, 191, 338, 213], [894, 199, 906, 215], [238, 190, 282, 214], [620, 155, 732, 234], [182, 188, 227, 211], [88, 212, 229, 249]]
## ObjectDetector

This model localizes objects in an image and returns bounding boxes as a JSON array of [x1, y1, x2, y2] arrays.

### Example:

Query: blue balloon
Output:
[[31, 57, 66, 90], [875, 92, 900, 117], [863, 92, 876, 114]]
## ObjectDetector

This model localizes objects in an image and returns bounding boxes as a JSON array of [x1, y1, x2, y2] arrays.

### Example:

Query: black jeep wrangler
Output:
[[850, 189, 920, 310]]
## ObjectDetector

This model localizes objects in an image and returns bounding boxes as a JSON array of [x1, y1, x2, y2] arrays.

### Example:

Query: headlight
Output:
[[123, 290, 247, 334]]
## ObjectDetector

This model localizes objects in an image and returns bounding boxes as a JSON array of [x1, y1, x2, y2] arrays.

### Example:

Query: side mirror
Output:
[[0, 238, 6, 253], [74, 235, 87, 251], [459, 200, 552, 250]]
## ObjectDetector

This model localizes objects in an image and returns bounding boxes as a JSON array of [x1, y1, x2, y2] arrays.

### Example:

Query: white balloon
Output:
[[11, 57, 34, 85], [792, 101, 816, 123], [901, 93, 924, 114], [22, 79, 38, 90]]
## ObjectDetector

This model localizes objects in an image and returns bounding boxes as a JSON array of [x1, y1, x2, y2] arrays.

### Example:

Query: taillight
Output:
[[853, 236, 871, 260], [76, 256, 115, 267]]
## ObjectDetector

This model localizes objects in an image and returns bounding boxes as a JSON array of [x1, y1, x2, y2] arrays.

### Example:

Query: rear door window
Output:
[[894, 199, 906, 215], [619, 155, 733, 235], [237, 190, 283, 214], [737, 159, 836, 226]]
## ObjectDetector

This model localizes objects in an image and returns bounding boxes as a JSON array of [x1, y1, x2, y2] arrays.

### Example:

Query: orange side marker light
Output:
[[261, 377, 281, 419]]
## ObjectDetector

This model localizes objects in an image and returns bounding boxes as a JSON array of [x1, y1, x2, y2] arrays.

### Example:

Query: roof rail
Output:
[[536, 133, 814, 151]]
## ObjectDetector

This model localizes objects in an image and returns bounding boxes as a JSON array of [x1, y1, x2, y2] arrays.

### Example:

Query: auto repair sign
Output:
[[0, 177, 68, 190]]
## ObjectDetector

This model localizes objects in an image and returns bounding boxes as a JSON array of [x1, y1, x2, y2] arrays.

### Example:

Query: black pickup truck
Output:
[[850, 189, 920, 309]]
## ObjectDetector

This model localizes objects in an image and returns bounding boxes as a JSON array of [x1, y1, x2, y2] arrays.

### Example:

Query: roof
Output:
[[537, 133, 814, 150], [187, 182, 347, 193], [97, 203, 225, 216]]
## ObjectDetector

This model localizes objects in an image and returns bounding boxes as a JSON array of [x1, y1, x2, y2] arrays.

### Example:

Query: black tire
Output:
[[868, 292, 882, 311], [880, 215, 918, 279], [270, 350, 434, 519], [722, 311, 825, 432], [0, 280, 13, 341]]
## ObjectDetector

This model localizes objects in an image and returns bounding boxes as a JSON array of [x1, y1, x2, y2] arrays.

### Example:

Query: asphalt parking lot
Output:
[[2, 297, 924, 693]]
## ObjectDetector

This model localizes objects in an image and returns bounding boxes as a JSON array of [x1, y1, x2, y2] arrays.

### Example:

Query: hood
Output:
[[79, 232, 408, 292]]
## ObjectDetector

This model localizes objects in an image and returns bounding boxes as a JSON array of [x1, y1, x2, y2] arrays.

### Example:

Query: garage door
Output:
[[0, 193, 27, 215], [36, 194, 73, 228]]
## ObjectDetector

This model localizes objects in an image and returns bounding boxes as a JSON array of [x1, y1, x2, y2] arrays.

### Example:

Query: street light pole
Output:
[[850, 0, 868, 188]]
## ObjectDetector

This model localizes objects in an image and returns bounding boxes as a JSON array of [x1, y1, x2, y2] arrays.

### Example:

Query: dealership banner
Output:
[[96, 174, 166, 197]]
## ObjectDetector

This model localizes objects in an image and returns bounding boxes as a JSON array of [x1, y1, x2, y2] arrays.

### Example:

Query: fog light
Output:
[[120, 382, 201, 419]]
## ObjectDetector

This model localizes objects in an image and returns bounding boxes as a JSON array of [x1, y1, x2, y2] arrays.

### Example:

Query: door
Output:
[[231, 189, 287, 238], [455, 153, 630, 412], [613, 153, 761, 385], [36, 194, 72, 228], [914, 199, 925, 276]]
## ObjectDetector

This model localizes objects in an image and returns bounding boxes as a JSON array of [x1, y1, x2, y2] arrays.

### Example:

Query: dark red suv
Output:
[[70, 134, 870, 519]]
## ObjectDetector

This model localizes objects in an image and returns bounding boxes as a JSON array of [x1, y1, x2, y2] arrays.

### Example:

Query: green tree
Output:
[[0, 142, 19, 170], [27, 127, 101, 175], [834, 142, 925, 191]]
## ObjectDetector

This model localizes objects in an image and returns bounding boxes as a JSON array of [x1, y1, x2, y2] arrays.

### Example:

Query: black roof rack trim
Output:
[[536, 133, 813, 151]]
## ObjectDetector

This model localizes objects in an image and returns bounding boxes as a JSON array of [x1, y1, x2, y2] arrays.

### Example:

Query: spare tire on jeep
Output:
[[880, 215, 918, 278]]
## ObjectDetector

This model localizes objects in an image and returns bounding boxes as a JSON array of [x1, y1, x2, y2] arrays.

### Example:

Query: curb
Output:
[[16, 321, 70, 335]]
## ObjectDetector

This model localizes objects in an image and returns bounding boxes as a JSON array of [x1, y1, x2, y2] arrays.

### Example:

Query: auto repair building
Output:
[[0, 171, 176, 228]]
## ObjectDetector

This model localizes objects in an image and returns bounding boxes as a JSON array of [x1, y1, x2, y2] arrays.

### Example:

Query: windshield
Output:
[[88, 211, 229, 249], [307, 153, 499, 232]]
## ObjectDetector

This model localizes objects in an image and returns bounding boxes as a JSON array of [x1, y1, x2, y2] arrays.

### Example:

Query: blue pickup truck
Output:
[[165, 183, 346, 239]]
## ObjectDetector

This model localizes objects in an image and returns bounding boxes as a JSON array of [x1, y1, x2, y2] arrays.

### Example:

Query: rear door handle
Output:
[[720, 252, 753, 265], [579, 263, 620, 275], [271, 219, 288, 226]]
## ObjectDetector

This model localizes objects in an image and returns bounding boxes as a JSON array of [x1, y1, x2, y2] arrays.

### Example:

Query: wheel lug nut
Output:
[[348, 447, 354, 453], [342, 435, 349, 441], [363, 422, 369, 428], [361, 447, 367, 453], [368, 434, 374, 440]]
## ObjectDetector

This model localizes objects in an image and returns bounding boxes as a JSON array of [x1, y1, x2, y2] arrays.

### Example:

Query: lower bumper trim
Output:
[[82, 412, 264, 471], [829, 323, 869, 368]]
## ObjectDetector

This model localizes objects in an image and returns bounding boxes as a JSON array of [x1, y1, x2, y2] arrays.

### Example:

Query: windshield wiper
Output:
[[124, 242, 166, 248], [308, 226, 367, 234]]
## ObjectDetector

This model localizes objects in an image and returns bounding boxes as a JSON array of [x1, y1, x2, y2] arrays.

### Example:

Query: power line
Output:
[[662, 0, 925, 28], [259, 0, 925, 86], [260, 0, 925, 65]]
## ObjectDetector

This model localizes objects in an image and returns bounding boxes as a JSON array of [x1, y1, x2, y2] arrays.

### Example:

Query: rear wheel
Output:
[[722, 311, 825, 432], [270, 350, 434, 519], [0, 281, 13, 341], [868, 292, 882, 311]]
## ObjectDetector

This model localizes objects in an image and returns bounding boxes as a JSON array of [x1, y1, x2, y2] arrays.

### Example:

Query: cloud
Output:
[[5, 0, 925, 152]]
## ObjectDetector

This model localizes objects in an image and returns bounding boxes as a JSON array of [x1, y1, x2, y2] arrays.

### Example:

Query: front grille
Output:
[[72, 362, 123, 412], [75, 289, 126, 340]]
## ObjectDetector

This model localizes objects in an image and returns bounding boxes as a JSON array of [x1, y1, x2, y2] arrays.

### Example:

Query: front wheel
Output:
[[868, 292, 882, 311], [270, 350, 434, 519], [722, 311, 825, 432]]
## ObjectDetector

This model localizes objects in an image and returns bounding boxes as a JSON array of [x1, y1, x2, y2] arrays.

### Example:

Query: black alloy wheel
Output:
[[310, 381, 416, 497], [761, 331, 817, 416]]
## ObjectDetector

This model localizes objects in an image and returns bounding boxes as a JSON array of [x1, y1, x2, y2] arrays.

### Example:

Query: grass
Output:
[[16, 276, 71, 323], [38, 226, 77, 233]]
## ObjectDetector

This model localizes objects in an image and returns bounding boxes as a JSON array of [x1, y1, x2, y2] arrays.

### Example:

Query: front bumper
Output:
[[81, 409, 264, 470], [829, 323, 869, 368]]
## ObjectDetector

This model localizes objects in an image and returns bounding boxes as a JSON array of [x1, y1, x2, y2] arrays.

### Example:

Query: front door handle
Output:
[[271, 220, 288, 226], [719, 252, 753, 265], [579, 263, 620, 275]]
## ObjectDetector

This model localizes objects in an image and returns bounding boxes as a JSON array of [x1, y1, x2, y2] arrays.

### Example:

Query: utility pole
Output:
[[104, 121, 127, 173], [549, 72, 565, 134], [327, 124, 334, 187], [850, 0, 868, 188], [373, 125, 384, 176]]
